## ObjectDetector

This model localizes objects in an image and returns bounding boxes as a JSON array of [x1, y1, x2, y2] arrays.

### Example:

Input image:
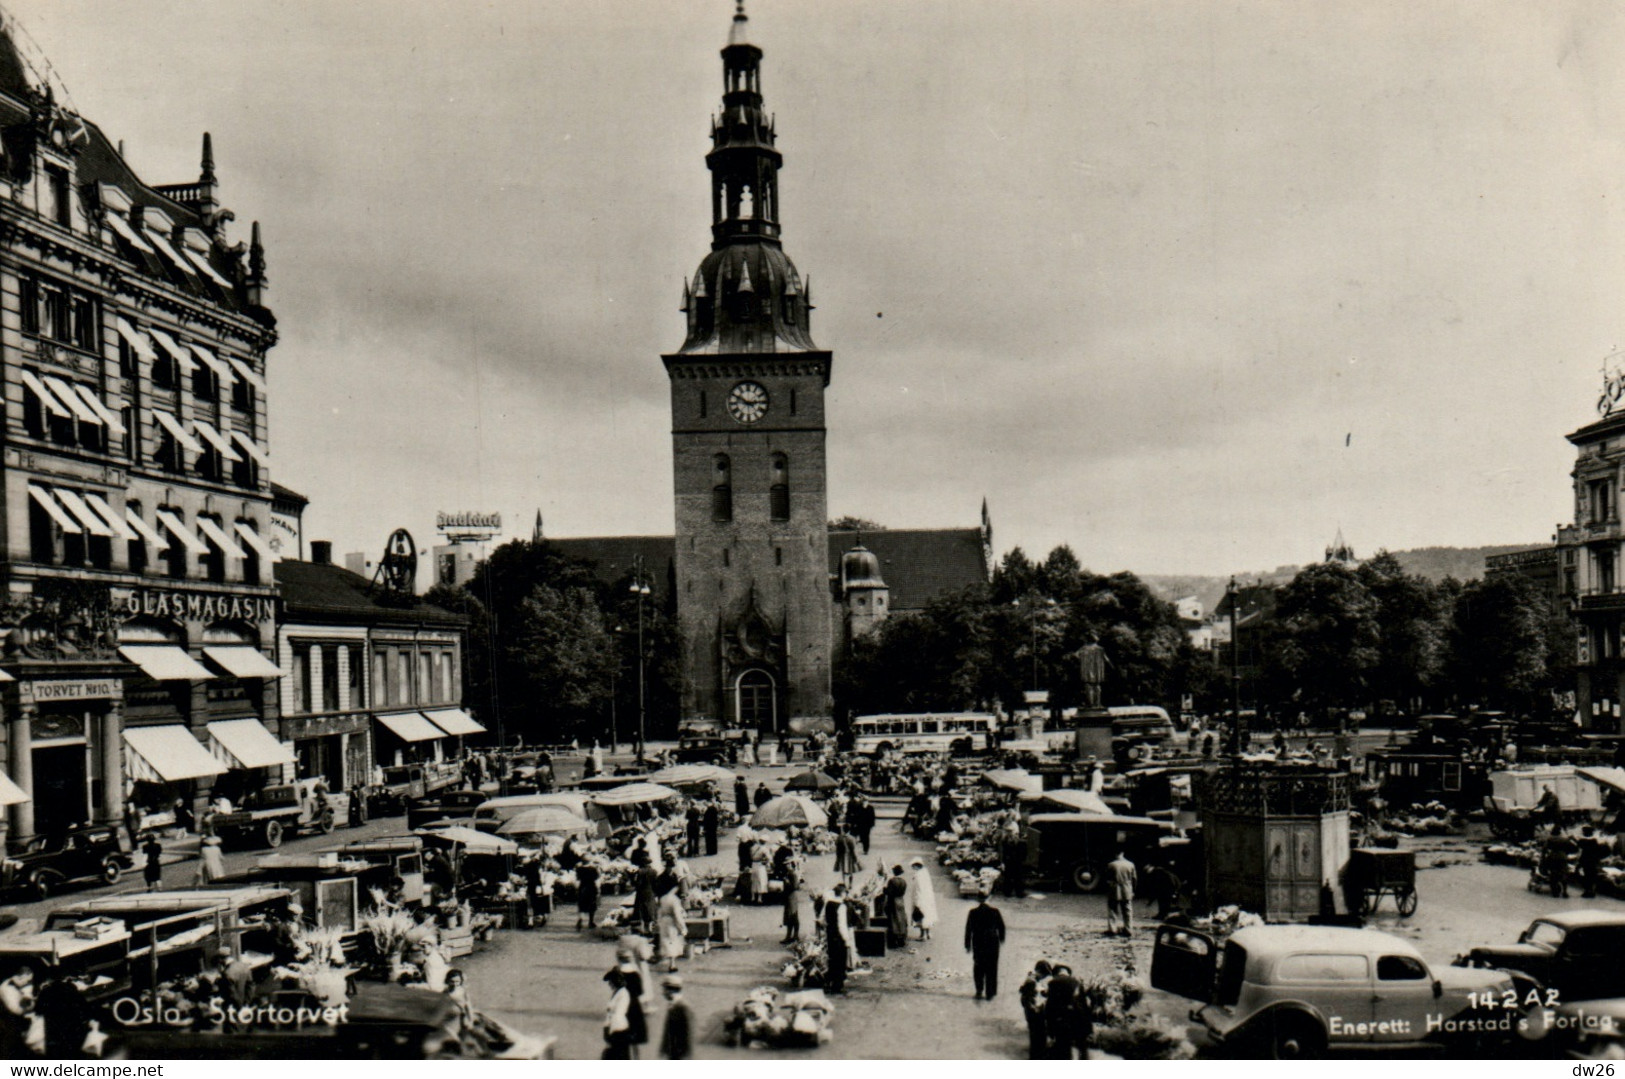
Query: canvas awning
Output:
[[71, 384, 125, 436], [1578, 766, 1625, 798], [19, 369, 71, 419], [152, 410, 204, 454], [120, 645, 214, 682], [203, 646, 284, 680], [82, 493, 139, 541], [49, 489, 113, 537], [28, 485, 81, 533], [191, 420, 243, 463], [154, 509, 211, 556], [144, 230, 198, 282], [188, 343, 234, 385], [115, 317, 157, 361], [422, 708, 484, 736], [375, 711, 444, 743], [124, 508, 170, 553], [123, 725, 224, 783], [225, 354, 267, 394], [180, 247, 233, 290], [195, 514, 247, 559], [207, 718, 294, 770], [146, 328, 196, 375], [0, 769, 28, 806], [234, 522, 277, 563], [42, 375, 102, 426], [105, 212, 155, 255], [232, 431, 270, 467]]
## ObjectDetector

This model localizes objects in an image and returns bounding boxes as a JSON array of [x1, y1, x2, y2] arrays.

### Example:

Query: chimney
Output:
[[311, 540, 332, 565]]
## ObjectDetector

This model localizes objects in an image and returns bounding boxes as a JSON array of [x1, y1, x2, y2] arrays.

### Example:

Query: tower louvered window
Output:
[[770, 452, 789, 521], [712, 453, 732, 522]]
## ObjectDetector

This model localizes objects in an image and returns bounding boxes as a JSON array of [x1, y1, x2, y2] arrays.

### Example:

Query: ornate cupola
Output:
[[677, 2, 817, 356]]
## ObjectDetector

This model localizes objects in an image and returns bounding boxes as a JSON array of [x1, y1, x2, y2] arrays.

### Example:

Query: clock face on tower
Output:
[[726, 381, 769, 424]]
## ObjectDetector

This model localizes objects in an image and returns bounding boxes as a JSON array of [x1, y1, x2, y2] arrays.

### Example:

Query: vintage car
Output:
[[371, 764, 460, 816], [211, 779, 350, 848], [1, 825, 132, 898], [405, 788, 491, 831], [1455, 909, 1625, 1003], [1153, 923, 1518, 1058], [1024, 812, 1177, 892]]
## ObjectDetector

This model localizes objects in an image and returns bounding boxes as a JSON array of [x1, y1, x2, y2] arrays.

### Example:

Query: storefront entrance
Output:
[[32, 743, 88, 835]]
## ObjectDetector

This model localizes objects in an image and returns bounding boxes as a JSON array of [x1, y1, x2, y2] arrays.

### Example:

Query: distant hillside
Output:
[[1142, 543, 1547, 613]]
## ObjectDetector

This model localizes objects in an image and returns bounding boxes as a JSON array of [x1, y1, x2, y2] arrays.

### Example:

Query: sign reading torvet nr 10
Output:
[[436, 512, 502, 533]]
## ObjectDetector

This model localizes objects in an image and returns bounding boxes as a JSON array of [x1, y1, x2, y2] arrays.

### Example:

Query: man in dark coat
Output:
[[1045, 963, 1090, 1059], [684, 803, 702, 858], [964, 888, 1006, 999], [702, 800, 720, 856], [734, 777, 749, 817], [36, 975, 92, 1058], [658, 975, 692, 1059], [849, 797, 876, 854], [754, 782, 773, 809]]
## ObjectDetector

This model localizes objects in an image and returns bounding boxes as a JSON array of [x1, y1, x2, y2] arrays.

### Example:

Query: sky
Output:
[[12, 0, 1625, 577]]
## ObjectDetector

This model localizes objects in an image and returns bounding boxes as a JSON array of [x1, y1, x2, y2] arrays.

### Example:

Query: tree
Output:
[[1357, 551, 1448, 715], [1263, 562, 1380, 716], [828, 516, 885, 532], [503, 583, 617, 740], [1446, 575, 1555, 712]]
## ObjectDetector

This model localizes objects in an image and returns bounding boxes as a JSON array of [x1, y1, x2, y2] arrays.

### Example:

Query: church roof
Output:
[[548, 527, 988, 613]]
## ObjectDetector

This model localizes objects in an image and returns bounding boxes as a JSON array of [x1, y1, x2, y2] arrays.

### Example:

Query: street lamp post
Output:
[[609, 624, 621, 754], [1227, 576, 1242, 754], [631, 556, 651, 762]]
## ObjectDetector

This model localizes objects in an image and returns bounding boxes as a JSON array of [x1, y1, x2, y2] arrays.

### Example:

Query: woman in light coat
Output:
[[656, 884, 687, 972], [908, 857, 938, 940]]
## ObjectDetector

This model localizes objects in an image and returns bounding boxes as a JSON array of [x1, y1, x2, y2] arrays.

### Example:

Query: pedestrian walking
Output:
[[194, 835, 226, 886], [1001, 819, 1028, 898], [633, 850, 660, 933], [1045, 963, 1091, 1059], [754, 782, 773, 809], [1581, 825, 1607, 898], [908, 857, 938, 940], [656, 883, 687, 972], [833, 830, 861, 884], [702, 799, 720, 856], [602, 968, 634, 1059], [575, 860, 601, 929], [1106, 851, 1137, 936], [782, 856, 804, 943], [734, 776, 750, 817], [142, 834, 163, 892], [658, 975, 692, 1059], [850, 796, 875, 854], [1019, 960, 1053, 1059], [964, 887, 1006, 1000]]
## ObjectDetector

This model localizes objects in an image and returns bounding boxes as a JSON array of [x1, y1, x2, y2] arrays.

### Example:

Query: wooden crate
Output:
[[442, 925, 474, 959]]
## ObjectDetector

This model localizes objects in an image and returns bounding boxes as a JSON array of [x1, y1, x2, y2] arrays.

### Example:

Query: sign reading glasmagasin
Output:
[[112, 587, 276, 624]]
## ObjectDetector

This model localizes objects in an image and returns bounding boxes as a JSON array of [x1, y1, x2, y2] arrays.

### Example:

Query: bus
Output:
[[851, 713, 997, 757], [1075, 705, 1176, 761]]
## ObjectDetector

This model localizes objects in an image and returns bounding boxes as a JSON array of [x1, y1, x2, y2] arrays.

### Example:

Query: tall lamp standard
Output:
[[609, 624, 621, 754], [1227, 576, 1242, 754], [631, 556, 651, 762]]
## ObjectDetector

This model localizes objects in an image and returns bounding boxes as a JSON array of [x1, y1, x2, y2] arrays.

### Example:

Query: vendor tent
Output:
[[979, 768, 1042, 794], [647, 764, 735, 788], [751, 794, 828, 829], [413, 826, 517, 853], [1019, 788, 1111, 815], [1578, 766, 1625, 797], [590, 782, 681, 807], [497, 807, 592, 839], [784, 770, 837, 793]]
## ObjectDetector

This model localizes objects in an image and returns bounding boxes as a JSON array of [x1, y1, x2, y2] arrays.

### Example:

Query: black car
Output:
[[2, 825, 132, 899], [1456, 909, 1625, 1002], [405, 788, 491, 830]]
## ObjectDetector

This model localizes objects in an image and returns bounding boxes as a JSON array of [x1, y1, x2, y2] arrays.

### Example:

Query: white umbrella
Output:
[[648, 764, 734, 787], [497, 807, 592, 838], [590, 782, 681, 807], [1019, 788, 1111, 815], [414, 826, 517, 853], [750, 794, 829, 829]]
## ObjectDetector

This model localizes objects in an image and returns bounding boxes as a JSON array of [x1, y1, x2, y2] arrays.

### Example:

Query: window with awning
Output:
[[28, 485, 81, 533], [104, 212, 155, 255], [207, 718, 295, 770], [19, 369, 71, 419], [51, 489, 114, 537], [124, 508, 170, 553], [232, 431, 270, 468], [146, 328, 196, 376], [375, 711, 444, 743], [82, 493, 138, 541], [233, 523, 277, 564], [154, 509, 211, 556], [143, 230, 199, 283], [152, 410, 204, 455], [203, 646, 284, 680], [192, 420, 243, 462], [119, 644, 215, 682], [225, 355, 268, 394], [70, 384, 126, 436], [179, 246, 233, 290], [123, 725, 224, 783], [115, 317, 157, 361], [41, 375, 102, 426], [195, 515, 247, 559], [422, 708, 485, 736]]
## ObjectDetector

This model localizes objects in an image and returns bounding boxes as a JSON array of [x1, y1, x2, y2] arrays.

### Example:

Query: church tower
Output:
[[663, 3, 833, 732]]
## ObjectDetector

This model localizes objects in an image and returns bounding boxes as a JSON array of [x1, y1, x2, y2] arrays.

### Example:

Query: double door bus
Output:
[[851, 713, 996, 757]]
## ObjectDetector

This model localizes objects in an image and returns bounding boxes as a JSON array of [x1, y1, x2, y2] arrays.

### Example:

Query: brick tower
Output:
[[663, 2, 832, 733]]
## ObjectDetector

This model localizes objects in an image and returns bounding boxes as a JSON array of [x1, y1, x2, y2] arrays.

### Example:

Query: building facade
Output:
[[275, 540, 476, 794], [0, 32, 286, 840], [1558, 408, 1625, 730]]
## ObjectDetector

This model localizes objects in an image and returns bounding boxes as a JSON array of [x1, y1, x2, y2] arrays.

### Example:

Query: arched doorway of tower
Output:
[[735, 669, 777, 733]]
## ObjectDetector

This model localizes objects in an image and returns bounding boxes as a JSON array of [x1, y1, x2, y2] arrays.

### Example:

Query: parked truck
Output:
[[212, 779, 351, 848]]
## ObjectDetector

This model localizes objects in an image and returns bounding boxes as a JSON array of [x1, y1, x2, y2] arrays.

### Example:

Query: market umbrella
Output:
[[589, 782, 681, 807], [413, 826, 517, 853], [497, 807, 592, 839], [979, 768, 1041, 794], [750, 794, 829, 829], [647, 764, 735, 788], [1019, 788, 1111, 815], [783, 770, 836, 793]]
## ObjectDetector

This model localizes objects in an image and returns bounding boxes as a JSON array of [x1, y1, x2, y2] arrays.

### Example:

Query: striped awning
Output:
[[375, 711, 444, 743], [207, 718, 294, 770], [123, 725, 224, 783], [422, 708, 485, 736]]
